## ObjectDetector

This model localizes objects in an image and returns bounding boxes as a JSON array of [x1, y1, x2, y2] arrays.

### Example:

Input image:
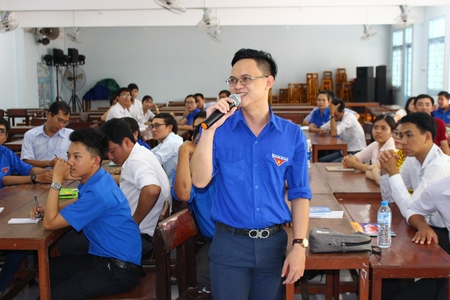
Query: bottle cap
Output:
[[381, 200, 388, 206]]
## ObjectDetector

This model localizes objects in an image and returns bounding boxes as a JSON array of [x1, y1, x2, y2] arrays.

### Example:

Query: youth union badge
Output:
[[272, 154, 288, 166], [2, 167, 9, 174]]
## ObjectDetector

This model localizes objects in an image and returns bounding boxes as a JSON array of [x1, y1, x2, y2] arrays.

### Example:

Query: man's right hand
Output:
[[30, 203, 45, 220], [204, 98, 238, 130]]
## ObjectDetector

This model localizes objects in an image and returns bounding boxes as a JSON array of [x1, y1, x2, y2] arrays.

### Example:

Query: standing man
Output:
[[101, 118, 171, 254], [33, 128, 143, 299], [191, 49, 311, 300], [105, 87, 132, 121], [414, 94, 450, 155], [21, 101, 73, 168], [150, 113, 183, 180], [128, 83, 143, 121]]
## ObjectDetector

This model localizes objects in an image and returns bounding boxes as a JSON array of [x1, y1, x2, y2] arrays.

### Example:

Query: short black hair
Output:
[[69, 128, 109, 163], [185, 94, 197, 103], [192, 124, 201, 142], [142, 95, 153, 103], [317, 90, 333, 101], [231, 48, 278, 79], [399, 112, 437, 140], [0, 117, 10, 133], [109, 91, 118, 106], [116, 87, 131, 97], [404, 97, 415, 114], [219, 90, 230, 97], [194, 93, 204, 100], [100, 118, 136, 145], [373, 114, 396, 132], [193, 111, 206, 124], [153, 113, 178, 134], [414, 94, 434, 106], [331, 98, 346, 112], [438, 91, 450, 99], [121, 117, 143, 140], [127, 83, 139, 91], [48, 101, 71, 116]]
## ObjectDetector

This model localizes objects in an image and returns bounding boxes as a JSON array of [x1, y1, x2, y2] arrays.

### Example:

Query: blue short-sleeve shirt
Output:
[[186, 108, 201, 125], [60, 168, 142, 265], [0, 146, 33, 189], [211, 108, 311, 229], [309, 107, 330, 128], [433, 108, 450, 125]]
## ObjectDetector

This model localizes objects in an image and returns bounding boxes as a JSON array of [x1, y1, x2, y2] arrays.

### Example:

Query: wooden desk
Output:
[[4, 139, 23, 152], [315, 163, 381, 201], [302, 131, 348, 162], [0, 182, 76, 299], [309, 164, 332, 194], [341, 199, 450, 300], [7, 126, 35, 142], [285, 194, 370, 300], [367, 106, 390, 121], [381, 105, 401, 112]]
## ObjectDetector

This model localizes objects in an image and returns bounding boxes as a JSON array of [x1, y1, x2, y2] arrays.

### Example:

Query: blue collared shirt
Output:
[[186, 108, 201, 125], [309, 107, 330, 128], [433, 108, 450, 125], [0, 146, 33, 189], [211, 108, 311, 229], [171, 171, 216, 239]]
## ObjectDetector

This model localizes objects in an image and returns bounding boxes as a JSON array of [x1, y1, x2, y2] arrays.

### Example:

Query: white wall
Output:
[[2, 24, 391, 110]]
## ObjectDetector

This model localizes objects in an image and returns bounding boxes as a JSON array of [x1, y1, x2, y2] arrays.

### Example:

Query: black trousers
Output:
[[48, 254, 139, 300]]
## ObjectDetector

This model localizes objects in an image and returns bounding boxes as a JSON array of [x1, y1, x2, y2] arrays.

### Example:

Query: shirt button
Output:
[[255, 186, 258, 189], [254, 164, 257, 167], [254, 141, 258, 144], [256, 208, 260, 211]]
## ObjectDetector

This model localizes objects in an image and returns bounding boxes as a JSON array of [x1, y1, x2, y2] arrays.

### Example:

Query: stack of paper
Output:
[[8, 218, 40, 224], [309, 206, 344, 218]]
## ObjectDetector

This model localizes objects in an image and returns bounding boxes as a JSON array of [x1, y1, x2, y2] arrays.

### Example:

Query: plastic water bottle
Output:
[[306, 139, 312, 168], [377, 200, 392, 248]]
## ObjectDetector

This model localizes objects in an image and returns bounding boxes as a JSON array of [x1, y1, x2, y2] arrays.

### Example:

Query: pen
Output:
[[54, 154, 58, 158], [34, 194, 42, 218]]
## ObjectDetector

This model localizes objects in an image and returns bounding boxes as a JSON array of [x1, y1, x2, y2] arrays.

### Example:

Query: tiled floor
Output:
[[8, 271, 358, 300]]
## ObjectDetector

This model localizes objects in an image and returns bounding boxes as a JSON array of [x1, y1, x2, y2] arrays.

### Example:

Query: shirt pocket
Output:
[[263, 150, 293, 183], [215, 149, 250, 185]]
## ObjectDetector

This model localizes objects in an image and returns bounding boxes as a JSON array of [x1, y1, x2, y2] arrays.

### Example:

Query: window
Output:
[[391, 31, 403, 89], [404, 27, 413, 98], [427, 16, 445, 95]]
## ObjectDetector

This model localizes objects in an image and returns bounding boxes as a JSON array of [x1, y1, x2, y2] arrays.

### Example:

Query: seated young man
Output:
[[318, 98, 366, 162], [172, 111, 215, 291], [150, 113, 184, 180], [21, 101, 73, 168], [31, 128, 143, 299], [105, 87, 132, 121], [379, 112, 450, 232]]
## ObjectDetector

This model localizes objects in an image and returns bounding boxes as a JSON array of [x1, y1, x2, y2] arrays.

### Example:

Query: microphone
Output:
[[201, 94, 241, 130]]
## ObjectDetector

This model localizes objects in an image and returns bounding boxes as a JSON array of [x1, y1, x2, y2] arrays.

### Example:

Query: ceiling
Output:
[[1, 0, 448, 27]]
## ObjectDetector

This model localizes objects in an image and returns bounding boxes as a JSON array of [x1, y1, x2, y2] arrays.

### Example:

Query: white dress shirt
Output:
[[320, 112, 366, 152], [106, 102, 131, 121], [120, 143, 171, 236], [151, 132, 183, 180], [21, 124, 73, 162], [129, 99, 143, 120], [380, 144, 450, 227]]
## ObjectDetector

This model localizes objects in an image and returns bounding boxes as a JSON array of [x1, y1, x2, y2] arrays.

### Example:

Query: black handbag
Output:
[[309, 227, 380, 254]]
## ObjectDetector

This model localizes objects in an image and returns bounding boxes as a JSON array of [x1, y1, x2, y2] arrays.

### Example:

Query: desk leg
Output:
[[285, 283, 294, 300], [447, 278, 450, 300], [313, 145, 318, 163], [325, 271, 333, 299], [342, 147, 347, 157], [38, 242, 51, 300], [359, 264, 369, 300], [332, 270, 339, 300], [371, 269, 382, 300]]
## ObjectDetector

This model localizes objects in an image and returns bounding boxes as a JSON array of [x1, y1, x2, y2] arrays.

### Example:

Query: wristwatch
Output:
[[51, 182, 62, 191], [330, 116, 335, 119], [30, 174, 37, 184], [292, 238, 309, 248]]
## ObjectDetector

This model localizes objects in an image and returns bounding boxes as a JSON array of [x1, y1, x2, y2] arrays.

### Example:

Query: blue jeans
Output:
[[209, 226, 287, 300], [318, 150, 360, 162]]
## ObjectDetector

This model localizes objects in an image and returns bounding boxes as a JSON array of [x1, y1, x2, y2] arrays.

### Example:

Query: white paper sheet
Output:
[[8, 218, 40, 224], [0, 207, 4, 213], [309, 211, 344, 219]]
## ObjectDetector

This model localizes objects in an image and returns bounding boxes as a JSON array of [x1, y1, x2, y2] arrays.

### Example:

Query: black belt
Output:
[[102, 257, 146, 277], [216, 222, 284, 239]]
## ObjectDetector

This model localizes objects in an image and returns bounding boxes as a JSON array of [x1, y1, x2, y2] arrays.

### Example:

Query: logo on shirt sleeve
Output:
[[2, 167, 9, 174], [272, 154, 288, 166]]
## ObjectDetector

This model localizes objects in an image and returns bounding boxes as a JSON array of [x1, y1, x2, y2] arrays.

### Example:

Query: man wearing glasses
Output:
[[105, 87, 132, 121], [191, 49, 311, 300], [379, 112, 450, 243], [150, 113, 183, 180], [21, 101, 73, 168]]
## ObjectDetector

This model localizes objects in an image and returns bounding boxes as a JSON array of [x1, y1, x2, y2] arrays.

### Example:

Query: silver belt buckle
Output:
[[248, 228, 270, 239]]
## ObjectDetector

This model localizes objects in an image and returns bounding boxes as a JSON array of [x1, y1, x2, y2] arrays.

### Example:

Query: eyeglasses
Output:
[[185, 101, 196, 105], [0, 129, 6, 136], [225, 75, 268, 87], [56, 117, 70, 126], [149, 123, 166, 130], [120, 94, 131, 98], [392, 130, 412, 140]]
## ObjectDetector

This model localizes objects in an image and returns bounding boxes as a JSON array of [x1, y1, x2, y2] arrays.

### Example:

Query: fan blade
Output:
[[76, 73, 84, 80]]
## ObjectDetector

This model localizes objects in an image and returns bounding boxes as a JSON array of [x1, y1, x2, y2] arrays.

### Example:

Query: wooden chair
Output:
[[336, 68, 347, 99], [306, 73, 319, 106], [321, 71, 333, 92], [7, 109, 28, 126], [0, 109, 4, 118], [278, 88, 288, 103], [90, 209, 209, 300], [299, 84, 308, 103], [31, 118, 46, 126], [342, 82, 353, 102], [288, 83, 300, 103]]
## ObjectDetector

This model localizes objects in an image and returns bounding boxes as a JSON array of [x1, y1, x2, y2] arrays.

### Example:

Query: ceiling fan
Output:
[[207, 25, 222, 43], [393, 5, 418, 29], [197, 8, 220, 31], [154, 0, 186, 14], [67, 27, 83, 43], [360, 25, 377, 41], [0, 11, 19, 33]]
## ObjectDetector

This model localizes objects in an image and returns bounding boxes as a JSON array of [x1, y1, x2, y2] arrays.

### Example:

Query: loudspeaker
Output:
[[353, 78, 375, 102], [376, 65, 387, 78], [53, 48, 64, 65], [357, 67, 374, 78], [375, 66, 392, 105], [68, 48, 79, 64]]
